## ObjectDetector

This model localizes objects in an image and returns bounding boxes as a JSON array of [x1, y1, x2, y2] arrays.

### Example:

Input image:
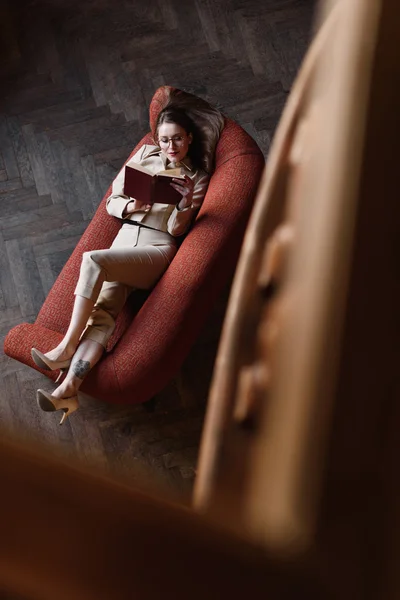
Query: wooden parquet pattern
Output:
[[0, 0, 315, 499]]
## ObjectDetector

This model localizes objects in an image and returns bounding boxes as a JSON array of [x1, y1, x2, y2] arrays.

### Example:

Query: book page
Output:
[[157, 168, 185, 179], [126, 162, 153, 176]]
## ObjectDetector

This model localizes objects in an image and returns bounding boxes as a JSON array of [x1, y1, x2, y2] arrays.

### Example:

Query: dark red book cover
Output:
[[124, 165, 152, 204], [124, 165, 184, 205]]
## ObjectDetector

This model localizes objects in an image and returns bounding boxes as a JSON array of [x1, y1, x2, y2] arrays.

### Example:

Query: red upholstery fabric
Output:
[[4, 86, 265, 404]]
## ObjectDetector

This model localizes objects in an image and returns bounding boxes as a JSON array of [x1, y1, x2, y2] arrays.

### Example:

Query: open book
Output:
[[123, 163, 185, 205]]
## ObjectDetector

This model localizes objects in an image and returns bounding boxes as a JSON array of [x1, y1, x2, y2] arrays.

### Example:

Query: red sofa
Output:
[[4, 86, 265, 404]]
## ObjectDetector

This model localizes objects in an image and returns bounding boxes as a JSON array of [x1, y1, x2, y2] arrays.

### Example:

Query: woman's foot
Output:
[[51, 378, 79, 401], [31, 343, 76, 372], [37, 371, 81, 425], [36, 389, 79, 426], [42, 342, 76, 363]]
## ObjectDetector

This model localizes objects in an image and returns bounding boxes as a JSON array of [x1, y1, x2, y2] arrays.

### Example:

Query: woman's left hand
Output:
[[171, 175, 194, 210]]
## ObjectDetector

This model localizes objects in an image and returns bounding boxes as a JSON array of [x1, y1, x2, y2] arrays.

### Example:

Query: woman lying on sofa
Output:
[[31, 95, 224, 425]]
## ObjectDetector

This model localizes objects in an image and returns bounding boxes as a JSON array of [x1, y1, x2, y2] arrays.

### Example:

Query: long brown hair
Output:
[[154, 89, 225, 174]]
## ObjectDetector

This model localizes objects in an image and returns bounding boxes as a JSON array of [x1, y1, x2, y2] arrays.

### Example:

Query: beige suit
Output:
[[75, 145, 209, 347]]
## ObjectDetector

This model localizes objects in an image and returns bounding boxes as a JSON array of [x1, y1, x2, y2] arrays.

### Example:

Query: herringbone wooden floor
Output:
[[0, 0, 315, 500]]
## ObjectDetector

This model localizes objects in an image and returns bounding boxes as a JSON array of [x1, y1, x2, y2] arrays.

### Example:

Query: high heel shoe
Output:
[[55, 368, 69, 384], [36, 389, 79, 426], [31, 348, 72, 372]]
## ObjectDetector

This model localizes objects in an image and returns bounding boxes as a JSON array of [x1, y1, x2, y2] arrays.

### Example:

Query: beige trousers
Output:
[[74, 225, 177, 347]]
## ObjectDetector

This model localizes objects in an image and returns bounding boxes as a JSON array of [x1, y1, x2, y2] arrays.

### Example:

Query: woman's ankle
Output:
[[53, 378, 80, 399], [46, 341, 76, 361], [62, 340, 78, 357]]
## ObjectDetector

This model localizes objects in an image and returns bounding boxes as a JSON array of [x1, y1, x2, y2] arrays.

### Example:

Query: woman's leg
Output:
[[44, 296, 95, 362], [38, 226, 176, 388], [41, 245, 113, 362], [44, 238, 176, 359], [51, 338, 104, 400], [47, 241, 176, 397], [48, 278, 130, 401]]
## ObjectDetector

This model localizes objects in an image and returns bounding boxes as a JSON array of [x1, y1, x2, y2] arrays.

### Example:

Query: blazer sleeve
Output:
[[166, 171, 210, 237], [106, 145, 147, 218]]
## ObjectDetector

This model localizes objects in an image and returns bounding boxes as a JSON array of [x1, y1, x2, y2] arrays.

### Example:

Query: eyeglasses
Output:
[[158, 135, 187, 146]]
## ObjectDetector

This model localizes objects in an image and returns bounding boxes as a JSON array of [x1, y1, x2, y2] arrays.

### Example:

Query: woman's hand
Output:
[[123, 199, 152, 216], [171, 175, 195, 210]]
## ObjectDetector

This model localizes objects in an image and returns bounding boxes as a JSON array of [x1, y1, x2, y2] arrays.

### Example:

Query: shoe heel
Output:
[[55, 368, 68, 384], [59, 402, 78, 426], [59, 409, 69, 426], [36, 389, 79, 425]]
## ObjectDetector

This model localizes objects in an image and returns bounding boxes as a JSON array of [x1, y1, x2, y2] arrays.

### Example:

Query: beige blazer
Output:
[[106, 145, 210, 237]]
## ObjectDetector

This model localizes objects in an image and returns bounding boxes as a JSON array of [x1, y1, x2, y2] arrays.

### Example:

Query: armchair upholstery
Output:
[[4, 86, 265, 404]]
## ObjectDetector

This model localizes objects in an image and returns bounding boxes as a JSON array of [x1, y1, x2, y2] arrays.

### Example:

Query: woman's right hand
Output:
[[123, 199, 151, 216]]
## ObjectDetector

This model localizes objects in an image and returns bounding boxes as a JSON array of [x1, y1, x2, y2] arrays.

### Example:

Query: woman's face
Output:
[[157, 122, 192, 164]]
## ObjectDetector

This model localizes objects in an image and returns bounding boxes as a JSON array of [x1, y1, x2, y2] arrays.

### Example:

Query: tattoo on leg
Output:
[[72, 359, 91, 380]]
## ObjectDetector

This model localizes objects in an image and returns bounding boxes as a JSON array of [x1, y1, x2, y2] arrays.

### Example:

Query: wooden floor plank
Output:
[[6, 116, 36, 188]]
